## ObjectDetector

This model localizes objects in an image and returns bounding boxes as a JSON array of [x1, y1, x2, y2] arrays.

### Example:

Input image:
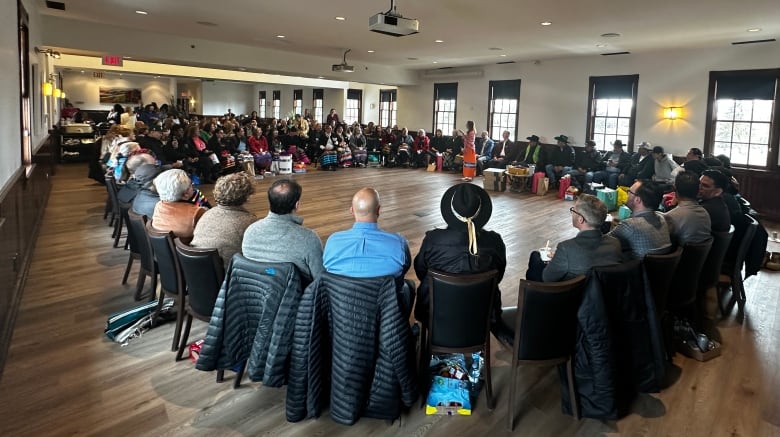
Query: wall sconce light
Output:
[[35, 47, 61, 59], [43, 81, 53, 96], [60, 92, 66, 99], [53, 88, 62, 98], [664, 107, 682, 120]]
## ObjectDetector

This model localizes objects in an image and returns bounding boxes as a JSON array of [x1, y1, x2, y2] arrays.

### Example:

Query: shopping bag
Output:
[[531, 171, 546, 194], [537, 177, 550, 196], [427, 163, 436, 172], [597, 188, 618, 211], [616, 186, 630, 206], [558, 175, 572, 199]]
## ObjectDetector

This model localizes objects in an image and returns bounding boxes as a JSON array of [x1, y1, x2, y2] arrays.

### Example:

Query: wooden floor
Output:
[[1, 164, 779, 436]]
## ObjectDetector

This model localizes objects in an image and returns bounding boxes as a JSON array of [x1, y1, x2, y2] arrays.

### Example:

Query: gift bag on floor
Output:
[[531, 171, 546, 194], [558, 175, 572, 199], [537, 177, 550, 196]]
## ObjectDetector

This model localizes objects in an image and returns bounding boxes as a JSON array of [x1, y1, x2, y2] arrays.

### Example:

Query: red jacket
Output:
[[248, 135, 269, 154], [413, 135, 430, 153]]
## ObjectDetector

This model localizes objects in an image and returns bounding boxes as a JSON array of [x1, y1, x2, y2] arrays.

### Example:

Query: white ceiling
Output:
[[40, 0, 780, 71]]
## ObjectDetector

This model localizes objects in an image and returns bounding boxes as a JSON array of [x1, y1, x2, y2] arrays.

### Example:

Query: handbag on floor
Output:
[[104, 298, 173, 341]]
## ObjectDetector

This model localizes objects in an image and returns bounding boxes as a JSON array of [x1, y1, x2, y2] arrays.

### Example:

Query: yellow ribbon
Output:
[[451, 197, 481, 256]]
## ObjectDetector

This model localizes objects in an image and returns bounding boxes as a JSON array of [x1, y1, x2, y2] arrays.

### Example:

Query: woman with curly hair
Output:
[[190, 172, 257, 266]]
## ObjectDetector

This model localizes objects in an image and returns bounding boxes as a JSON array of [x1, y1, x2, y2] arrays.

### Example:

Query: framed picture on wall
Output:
[[99, 87, 142, 104]]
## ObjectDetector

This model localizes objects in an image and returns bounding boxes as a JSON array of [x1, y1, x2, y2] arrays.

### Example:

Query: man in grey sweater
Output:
[[242, 179, 324, 284]]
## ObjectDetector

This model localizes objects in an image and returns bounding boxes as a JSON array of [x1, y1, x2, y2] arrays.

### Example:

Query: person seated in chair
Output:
[[517, 134, 541, 166], [593, 139, 631, 189], [566, 140, 603, 190], [151, 169, 207, 244], [618, 141, 655, 187], [412, 129, 433, 168], [395, 127, 414, 167], [323, 188, 414, 316], [485, 130, 520, 170], [475, 131, 495, 174], [545, 134, 575, 187], [651, 145, 681, 187], [414, 184, 506, 329], [526, 194, 623, 282], [663, 171, 712, 246], [608, 179, 672, 259]]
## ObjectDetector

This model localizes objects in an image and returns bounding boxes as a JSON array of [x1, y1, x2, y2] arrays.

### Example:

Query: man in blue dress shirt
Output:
[[323, 187, 413, 315]]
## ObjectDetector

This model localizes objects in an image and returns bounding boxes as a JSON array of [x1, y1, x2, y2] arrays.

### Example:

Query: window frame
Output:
[[272, 90, 281, 119], [379, 89, 397, 128], [703, 69, 780, 170], [293, 89, 303, 116], [345, 89, 362, 125], [585, 75, 639, 152], [487, 79, 521, 141], [258, 91, 266, 118], [433, 82, 458, 134], [312, 89, 324, 123]]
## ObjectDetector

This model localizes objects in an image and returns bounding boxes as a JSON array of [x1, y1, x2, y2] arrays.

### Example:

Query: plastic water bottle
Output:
[[468, 353, 481, 395]]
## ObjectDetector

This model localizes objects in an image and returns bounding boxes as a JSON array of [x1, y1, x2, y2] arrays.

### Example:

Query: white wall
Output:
[[200, 81, 254, 116], [61, 72, 175, 111], [398, 43, 780, 156]]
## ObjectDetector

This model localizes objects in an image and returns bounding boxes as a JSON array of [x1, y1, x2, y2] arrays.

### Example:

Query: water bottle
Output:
[[468, 353, 481, 395]]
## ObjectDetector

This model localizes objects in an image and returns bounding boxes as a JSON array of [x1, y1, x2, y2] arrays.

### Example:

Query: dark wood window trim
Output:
[[585, 74, 638, 152]]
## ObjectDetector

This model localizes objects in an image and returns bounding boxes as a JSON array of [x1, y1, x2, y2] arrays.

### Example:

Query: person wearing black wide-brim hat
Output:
[[413, 183, 507, 328]]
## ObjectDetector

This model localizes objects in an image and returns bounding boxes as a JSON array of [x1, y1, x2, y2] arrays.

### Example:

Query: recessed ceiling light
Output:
[[135, 10, 148, 15], [367, 50, 375, 53], [317, 76, 324, 79], [276, 35, 285, 38], [747, 28, 762, 32], [119, 73, 123, 76], [601, 32, 621, 38], [500, 54, 507, 57], [80, 70, 84, 73], [540, 21, 552, 26], [596, 43, 606, 48], [238, 67, 246, 71], [335, 16, 345, 21], [434, 39, 444, 43], [432, 61, 438, 64]]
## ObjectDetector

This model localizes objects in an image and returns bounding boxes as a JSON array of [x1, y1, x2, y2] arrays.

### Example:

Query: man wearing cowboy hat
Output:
[[518, 134, 541, 166], [545, 134, 575, 188], [593, 139, 631, 188], [619, 141, 655, 186], [566, 139, 603, 190], [414, 183, 506, 326]]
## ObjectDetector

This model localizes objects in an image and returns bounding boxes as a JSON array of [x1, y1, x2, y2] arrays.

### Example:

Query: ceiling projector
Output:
[[369, 1, 419, 37], [332, 49, 354, 72]]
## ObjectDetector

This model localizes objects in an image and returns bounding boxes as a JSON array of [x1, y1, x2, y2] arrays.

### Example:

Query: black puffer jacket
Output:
[[196, 255, 302, 387], [286, 272, 418, 425], [560, 260, 666, 419]]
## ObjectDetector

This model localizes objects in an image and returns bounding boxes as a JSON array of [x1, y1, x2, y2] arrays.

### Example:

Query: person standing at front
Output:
[[461, 120, 477, 181]]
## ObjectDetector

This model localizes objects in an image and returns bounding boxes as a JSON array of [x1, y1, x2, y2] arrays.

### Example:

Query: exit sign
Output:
[[102, 55, 123, 67]]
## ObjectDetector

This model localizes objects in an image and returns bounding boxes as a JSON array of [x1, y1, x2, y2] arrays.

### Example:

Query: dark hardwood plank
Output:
[[0, 164, 779, 436]]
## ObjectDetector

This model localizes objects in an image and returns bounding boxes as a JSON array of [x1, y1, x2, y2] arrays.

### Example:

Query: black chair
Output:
[[500, 275, 586, 431], [719, 215, 759, 318], [126, 211, 157, 301], [420, 269, 499, 410], [146, 222, 187, 352], [697, 227, 734, 323], [644, 246, 683, 319], [174, 240, 224, 362], [104, 175, 124, 247], [668, 238, 713, 318]]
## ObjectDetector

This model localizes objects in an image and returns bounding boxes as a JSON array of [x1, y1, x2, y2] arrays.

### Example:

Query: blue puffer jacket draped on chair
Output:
[[196, 254, 302, 387], [286, 272, 418, 425]]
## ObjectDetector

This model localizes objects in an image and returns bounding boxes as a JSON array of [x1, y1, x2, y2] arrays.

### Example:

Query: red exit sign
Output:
[[102, 55, 124, 67]]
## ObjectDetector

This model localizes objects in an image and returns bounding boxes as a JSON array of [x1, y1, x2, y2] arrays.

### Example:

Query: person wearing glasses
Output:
[[525, 194, 623, 282], [608, 179, 672, 259]]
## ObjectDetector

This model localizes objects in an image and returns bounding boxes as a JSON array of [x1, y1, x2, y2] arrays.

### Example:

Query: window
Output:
[[272, 90, 281, 119], [488, 80, 520, 140], [704, 69, 780, 169], [258, 91, 266, 118], [433, 83, 457, 134], [586, 75, 638, 152], [379, 89, 397, 128], [19, 2, 31, 163], [293, 89, 303, 116], [312, 89, 324, 123], [345, 89, 362, 124]]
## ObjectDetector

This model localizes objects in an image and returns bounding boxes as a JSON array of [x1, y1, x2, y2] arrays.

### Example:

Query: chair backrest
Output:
[[127, 210, 155, 273], [668, 238, 712, 309], [146, 221, 185, 296], [119, 201, 138, 253], [644, 246, 683, 316], [728, 214, 759, 277], [700, 226, 734, 289], [175, 239, 224, 318], [105, 174, 120, 214], [428, 269, 498, 350], [514, 275, 587, 361]]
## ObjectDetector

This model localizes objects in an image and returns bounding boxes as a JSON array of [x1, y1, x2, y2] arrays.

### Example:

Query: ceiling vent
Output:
[[420, 67, 484, 80], [600, 51, 631, 56], [46, 1, 65, 10]]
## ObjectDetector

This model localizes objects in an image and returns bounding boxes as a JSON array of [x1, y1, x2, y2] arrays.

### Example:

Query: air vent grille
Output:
[[600, 51, 631, 56], [732, 39, 776, 45], [46, 1, 65, 10]]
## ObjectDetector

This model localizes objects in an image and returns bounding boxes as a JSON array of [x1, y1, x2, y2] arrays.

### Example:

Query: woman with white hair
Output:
[[151, 169, 206, 244]]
